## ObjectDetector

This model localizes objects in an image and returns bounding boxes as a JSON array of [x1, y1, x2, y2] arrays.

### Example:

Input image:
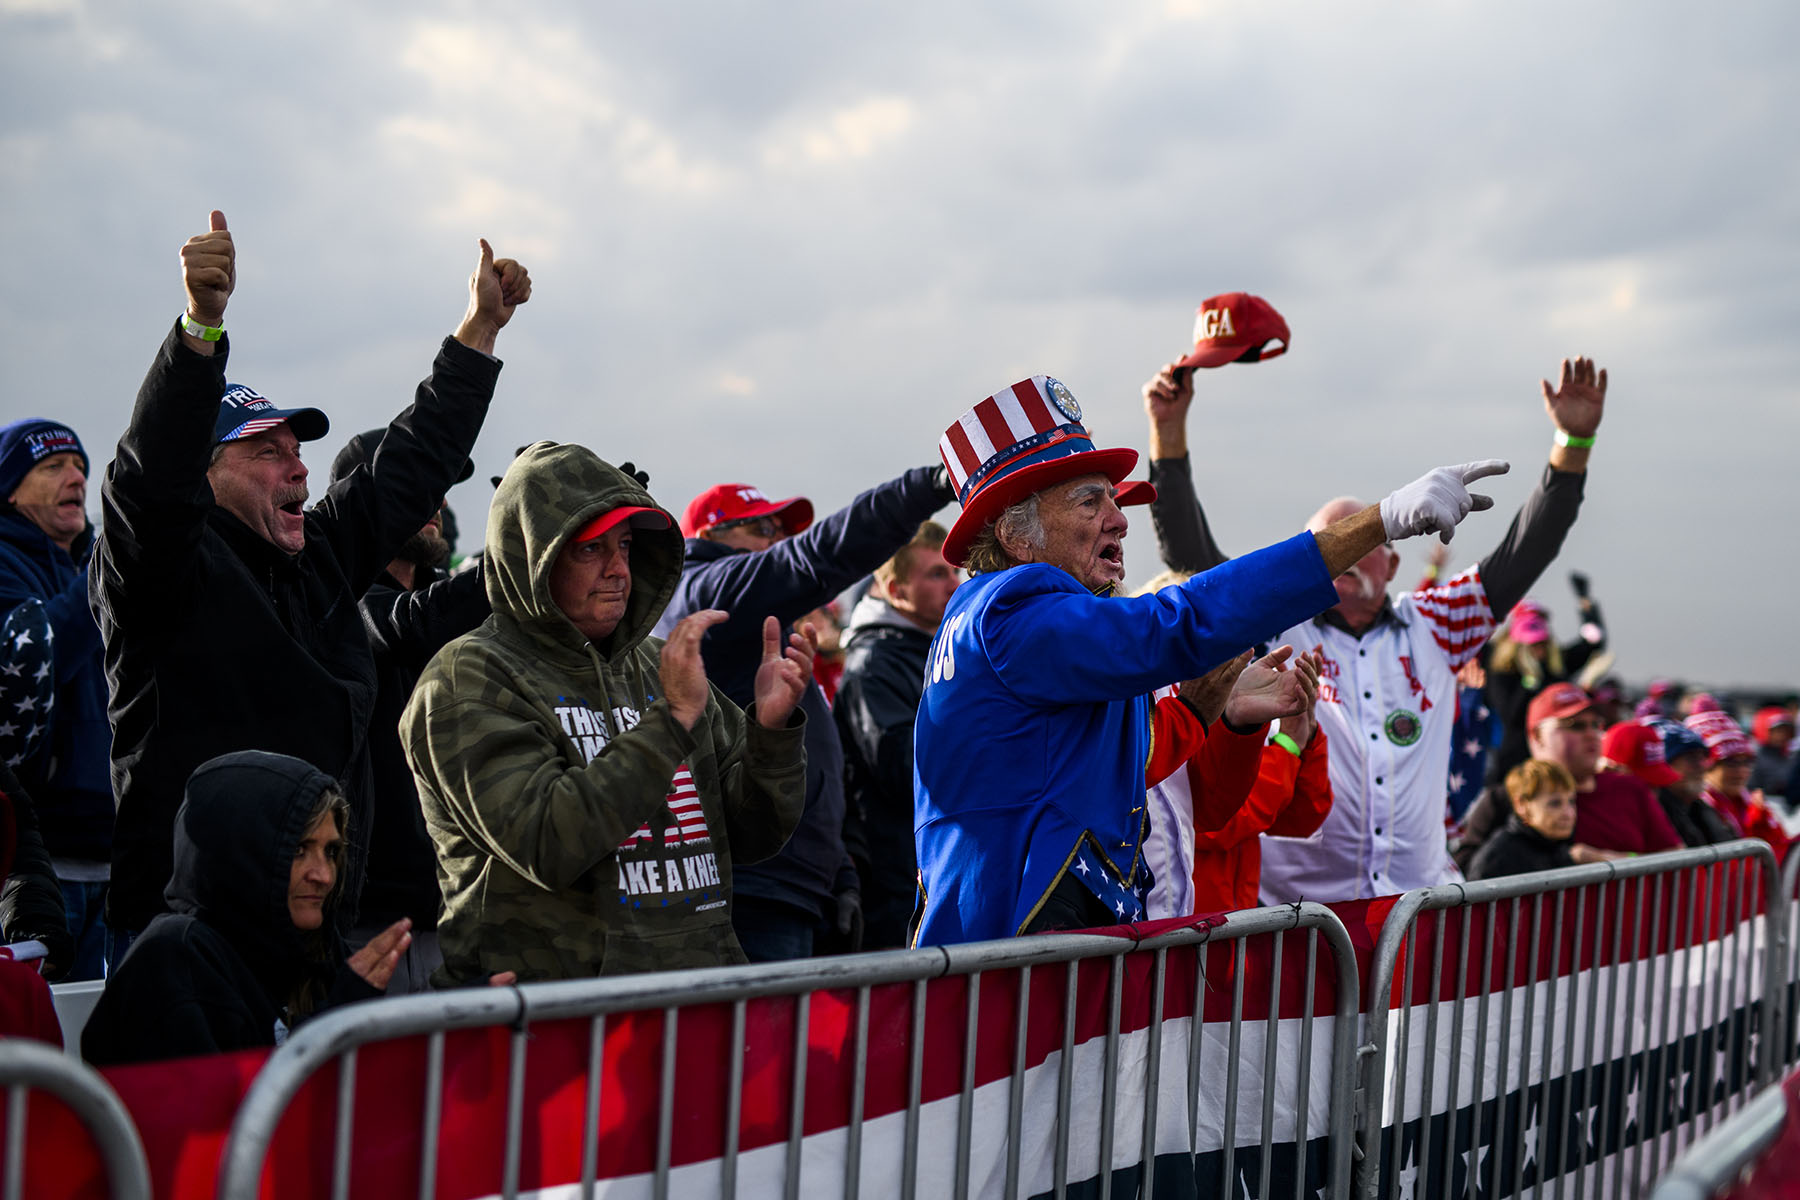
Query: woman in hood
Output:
[[82, 751, 416, 1065]]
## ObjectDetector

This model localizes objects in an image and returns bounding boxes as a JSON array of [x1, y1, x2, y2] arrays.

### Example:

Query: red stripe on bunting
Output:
[[10, 871, 1771, 1199]]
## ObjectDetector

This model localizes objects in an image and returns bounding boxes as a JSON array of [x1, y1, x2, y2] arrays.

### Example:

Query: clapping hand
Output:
[[753, 616, 816, 729], [1222, 645, 1320, 729]]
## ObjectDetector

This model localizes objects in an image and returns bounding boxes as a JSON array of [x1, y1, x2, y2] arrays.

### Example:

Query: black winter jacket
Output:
[[82, 751, 380, 1066], [0, 760, 74, 975], [833, 593, 932, 946], [1466, 816, 1574, 881], [92, 321, 499, 932], [356, 563, 489, 929], [655, 466, 951, 918]]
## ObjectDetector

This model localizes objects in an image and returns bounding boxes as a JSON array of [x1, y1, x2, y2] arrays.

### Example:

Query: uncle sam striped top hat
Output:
[[938, 375, 1152, 567]]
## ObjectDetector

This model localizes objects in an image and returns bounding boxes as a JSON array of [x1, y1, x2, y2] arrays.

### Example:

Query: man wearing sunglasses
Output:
[[657, 470, 956, 961]]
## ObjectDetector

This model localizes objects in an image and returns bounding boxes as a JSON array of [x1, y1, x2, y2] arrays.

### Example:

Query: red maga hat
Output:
[[1527, 683, 1593, 728], [1176, 293, 1291, 370], [681, 483, 814, 539], [1601, 721, 1680, 788], [937, 375, 1148, 568], [571, 505, 671, 543]]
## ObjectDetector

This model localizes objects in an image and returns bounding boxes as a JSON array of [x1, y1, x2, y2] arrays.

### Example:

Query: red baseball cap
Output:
[[571, 505, 672, 543], [1601, 721, 1680, 788], [1527, 683, 1592, 729], [1176, 293, 1291, 370], [681, 484, 814, 539], [1753, 706, 1797, 744]]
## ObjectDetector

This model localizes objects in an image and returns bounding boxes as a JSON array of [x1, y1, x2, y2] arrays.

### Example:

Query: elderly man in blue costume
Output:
[[912, 375, 1510, 944]]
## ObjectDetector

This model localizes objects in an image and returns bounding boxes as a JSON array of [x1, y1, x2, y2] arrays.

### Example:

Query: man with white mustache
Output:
[[1142, 354, 1608, 901], [93, 210, 529, 946]]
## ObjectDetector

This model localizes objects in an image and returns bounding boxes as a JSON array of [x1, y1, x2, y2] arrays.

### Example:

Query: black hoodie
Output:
[[81, 751, 379, 1066]]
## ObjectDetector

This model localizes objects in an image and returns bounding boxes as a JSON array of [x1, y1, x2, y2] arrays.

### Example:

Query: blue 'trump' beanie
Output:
[[0, 419, 87, 500]]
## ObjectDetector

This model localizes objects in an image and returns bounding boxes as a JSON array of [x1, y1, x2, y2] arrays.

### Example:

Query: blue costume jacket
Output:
[[912, 531, 1338, 945]]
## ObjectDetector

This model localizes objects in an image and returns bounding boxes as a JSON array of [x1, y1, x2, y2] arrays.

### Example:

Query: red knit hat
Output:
[[1685, 711, 1754, 764]]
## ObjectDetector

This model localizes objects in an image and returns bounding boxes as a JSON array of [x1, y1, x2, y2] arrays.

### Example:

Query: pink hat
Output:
[[1507, 599, 1550, 645], [1685, 711, 1754, 764], [938, 376, 1147, 568]]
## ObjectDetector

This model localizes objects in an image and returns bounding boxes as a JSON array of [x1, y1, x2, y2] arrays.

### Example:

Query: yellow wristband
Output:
[[1270, 731, 1302, 757], [180, 312, 224, 343]]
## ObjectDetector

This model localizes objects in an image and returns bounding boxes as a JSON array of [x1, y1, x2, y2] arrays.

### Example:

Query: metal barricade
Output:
[[216, 903, 1361, 1200], [1649, 1078, 1788, 1200], [1775, 847, 1800, 1069], [0, 1036, 151, 1200], [1355, 841, 1782, 1200]]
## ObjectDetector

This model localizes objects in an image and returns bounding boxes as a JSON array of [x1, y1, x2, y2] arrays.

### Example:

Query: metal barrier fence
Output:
[[1355, 841, 1782, 1200], [216, 903, 1360, 1200], [1776, 846, 1800, 1069], [0, 1036, 151, 1200], [1648, 1078, 1789, 1200]]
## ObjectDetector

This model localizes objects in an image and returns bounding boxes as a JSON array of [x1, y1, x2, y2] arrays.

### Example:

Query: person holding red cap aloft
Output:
[[1143, 296, 1609, 901], [1457, 683, 1683, 869], [656, 465, 956, 962], [913, 371, 1508, 945]]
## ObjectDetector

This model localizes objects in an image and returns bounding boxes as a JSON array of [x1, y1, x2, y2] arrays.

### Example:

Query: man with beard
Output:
[[912, 374, 1506, 944], [1142, 352, 1609, 901], [92, 210, 528, 944], [327, 429, 488, 990]]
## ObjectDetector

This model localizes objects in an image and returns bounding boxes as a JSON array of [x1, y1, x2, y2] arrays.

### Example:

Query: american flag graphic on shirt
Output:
[[1409, 565, 1495, 671], [0, 599, 54, 771], [618, 765, 712, 851]]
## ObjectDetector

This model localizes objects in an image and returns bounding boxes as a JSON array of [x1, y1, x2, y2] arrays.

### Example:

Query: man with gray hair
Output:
[[912, 374, 1508, 945], [93, 210, 529, 943], [1141, 354, 1607, 901]]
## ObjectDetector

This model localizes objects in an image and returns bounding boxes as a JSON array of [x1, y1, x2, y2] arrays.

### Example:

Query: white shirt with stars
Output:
[[1259, 566, 1495, 903]]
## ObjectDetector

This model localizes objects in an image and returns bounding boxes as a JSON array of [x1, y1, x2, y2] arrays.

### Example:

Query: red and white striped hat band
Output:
[[939, 376, 1096, 506]]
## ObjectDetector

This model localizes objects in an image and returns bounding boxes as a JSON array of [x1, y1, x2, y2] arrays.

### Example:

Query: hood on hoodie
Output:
[[166, 750, 342, 994], [843, 589, 931, 647], [486, 442, 685, 663]]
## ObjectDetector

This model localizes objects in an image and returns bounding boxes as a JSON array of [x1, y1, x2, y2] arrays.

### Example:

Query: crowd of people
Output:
[[0, 228, 1791, 1066]]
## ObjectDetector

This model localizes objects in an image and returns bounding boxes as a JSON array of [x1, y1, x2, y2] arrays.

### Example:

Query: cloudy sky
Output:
[[3, 0, 1795, 688]]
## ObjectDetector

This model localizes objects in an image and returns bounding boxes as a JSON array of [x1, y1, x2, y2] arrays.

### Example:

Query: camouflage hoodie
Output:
[[401, 443, 805, 984]]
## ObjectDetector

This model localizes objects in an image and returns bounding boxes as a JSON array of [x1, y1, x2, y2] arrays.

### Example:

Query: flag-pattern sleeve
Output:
[[1407, 565, 1495, 671]]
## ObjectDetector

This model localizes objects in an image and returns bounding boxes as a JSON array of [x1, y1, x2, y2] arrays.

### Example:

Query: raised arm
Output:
[[314, 241, 527, 594], [96, 212, 240, 622], [1143, 363, 1230, 574], [1475, 358, 1606, 616]]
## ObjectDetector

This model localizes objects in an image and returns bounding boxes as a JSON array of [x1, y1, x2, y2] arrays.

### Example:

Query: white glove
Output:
[[1379, 460, 1511, 543]]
